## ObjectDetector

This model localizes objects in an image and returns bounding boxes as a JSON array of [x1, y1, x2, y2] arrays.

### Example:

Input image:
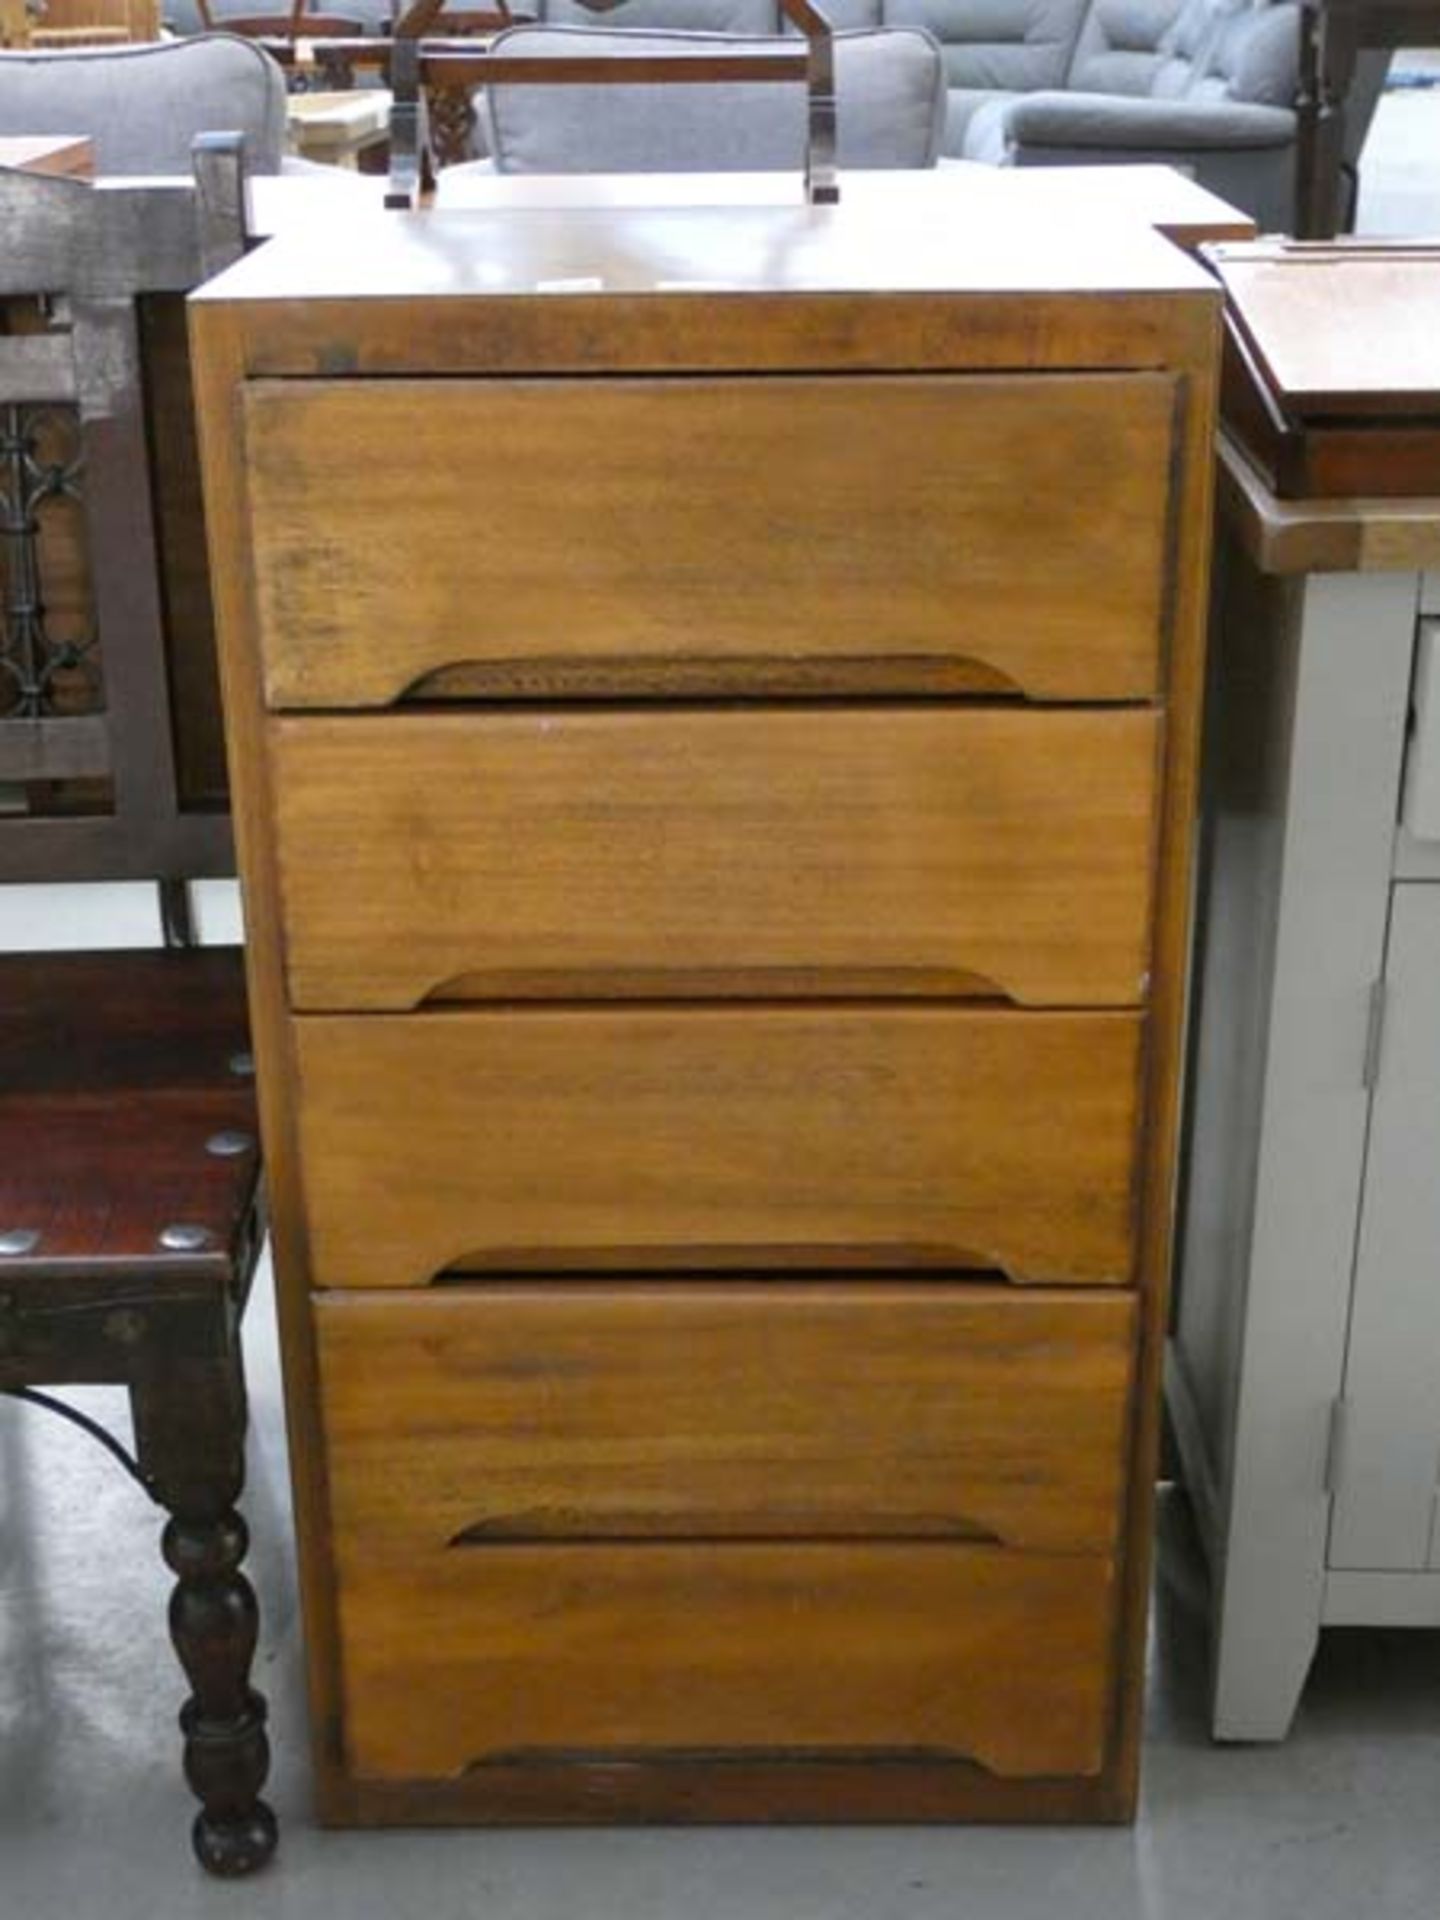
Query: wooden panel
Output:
[[293, 1006, 1143, 1287], [332, 1539, 1118, 1782], [273, 706, 1162, 1010], [323, 1757, 1124, 1826], [316, 1282, 1138, 1554], [243, 373, 1176, 707]]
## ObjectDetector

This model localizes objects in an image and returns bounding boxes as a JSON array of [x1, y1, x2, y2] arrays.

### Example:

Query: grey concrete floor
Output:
[[6, 1268, 1440, 1918], [8, 75, 1440, 1917]]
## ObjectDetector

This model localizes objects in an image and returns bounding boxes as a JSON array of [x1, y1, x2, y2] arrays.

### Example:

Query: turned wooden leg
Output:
[[132, 1346, 278, 1876]]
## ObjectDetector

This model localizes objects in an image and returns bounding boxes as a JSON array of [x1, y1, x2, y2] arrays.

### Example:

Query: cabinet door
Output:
[[1330, 884, 1440, 1571]]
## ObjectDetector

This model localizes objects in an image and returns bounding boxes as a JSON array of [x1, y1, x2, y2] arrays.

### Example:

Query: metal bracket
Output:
[[781, 0, 839, 205], [384, 0, 840, 208]]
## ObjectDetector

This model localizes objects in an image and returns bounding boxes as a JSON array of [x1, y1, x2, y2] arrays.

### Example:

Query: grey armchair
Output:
[[0, 34, 287, 175], [468, 22, 947, 172]]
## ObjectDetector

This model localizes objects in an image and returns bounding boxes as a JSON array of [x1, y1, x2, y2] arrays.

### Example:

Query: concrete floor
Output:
[[7, 76, 1440, 1918], [6, 1274, 1440, 1919]]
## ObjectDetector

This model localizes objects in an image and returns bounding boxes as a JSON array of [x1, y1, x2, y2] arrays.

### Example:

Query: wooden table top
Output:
[[0, 134, 95, 178], [247, 162, 1255, 252], [428, 164, 1257, 247], [234, 172, 1227, 306], [1209, 239, 1440, 418]]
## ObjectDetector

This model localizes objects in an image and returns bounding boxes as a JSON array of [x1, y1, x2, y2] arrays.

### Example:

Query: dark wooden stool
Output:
[[0, 142, 276, 1874]]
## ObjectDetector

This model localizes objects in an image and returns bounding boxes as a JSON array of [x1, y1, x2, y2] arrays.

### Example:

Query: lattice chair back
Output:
[[0, 135, 247, 916]]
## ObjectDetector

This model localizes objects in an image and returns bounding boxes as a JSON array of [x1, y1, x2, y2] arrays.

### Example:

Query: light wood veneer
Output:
[[273, 706, 1161, 1010], [315, 1283, 1138, 1552], [244, 373, 1176, 705], [293, 1006, 1144, 1286], [190, 196, 1220, 1825]]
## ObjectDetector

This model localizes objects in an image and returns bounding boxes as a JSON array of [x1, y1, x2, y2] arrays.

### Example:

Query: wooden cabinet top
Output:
[[193, 198, 1219, 378], [203, 198, 1217, 305]]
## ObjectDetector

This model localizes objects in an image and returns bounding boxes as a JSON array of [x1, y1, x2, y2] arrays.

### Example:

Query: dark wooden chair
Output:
[[0, 139, 276, 1876]]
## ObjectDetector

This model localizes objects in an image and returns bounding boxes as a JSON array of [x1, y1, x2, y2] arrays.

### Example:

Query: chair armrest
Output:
[[1004, 91, 1296, 153]]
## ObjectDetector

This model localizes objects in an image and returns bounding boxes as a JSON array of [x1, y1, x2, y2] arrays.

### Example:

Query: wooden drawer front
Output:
[[293, 1007, 1142, 1286], [243, 373, 1176, 708], [273, 707, 1161, 1011], [331, 1540, 1117, 1782], [315, 1284, 1138, 1555]]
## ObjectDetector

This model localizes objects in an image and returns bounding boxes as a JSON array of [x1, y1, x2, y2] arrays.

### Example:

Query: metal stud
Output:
[[158, 1223, 214, 1253], [228, 1050, 255, 1078], [0, 1229, 40, 1256], [206, 1130, 255, 1159], [104, 1308, 146, 1347]]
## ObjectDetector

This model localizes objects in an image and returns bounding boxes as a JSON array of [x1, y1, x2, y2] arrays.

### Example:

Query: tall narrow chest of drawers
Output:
[[191, 199, 1219, 1826]]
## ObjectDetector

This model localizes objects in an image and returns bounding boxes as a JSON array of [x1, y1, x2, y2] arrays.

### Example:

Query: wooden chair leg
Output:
[[131, 1345, 278, 1877]]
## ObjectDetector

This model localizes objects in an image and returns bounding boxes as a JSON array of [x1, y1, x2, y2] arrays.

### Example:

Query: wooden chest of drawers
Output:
[[190, 199, 1219, 1825]]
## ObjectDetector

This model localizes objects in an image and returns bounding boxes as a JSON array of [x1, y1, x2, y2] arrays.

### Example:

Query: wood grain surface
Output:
[[332, 1539, 1118, 1782], [187, 200, 1221, 1824], [272, 706, 1162, 1010], [315, 1282, 1138, 1555], [244, 372, 1176, 706], [292, 1005, 1144, 1287]]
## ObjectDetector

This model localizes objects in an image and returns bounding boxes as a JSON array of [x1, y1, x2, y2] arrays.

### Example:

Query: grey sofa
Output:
[[0, 33, 289, 174], [468, 0, 1385, 229]]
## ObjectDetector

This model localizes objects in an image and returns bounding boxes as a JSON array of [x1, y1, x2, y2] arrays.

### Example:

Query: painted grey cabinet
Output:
[[1329, 883, 1440, 1577], [1169, 445, 1440, 1740]]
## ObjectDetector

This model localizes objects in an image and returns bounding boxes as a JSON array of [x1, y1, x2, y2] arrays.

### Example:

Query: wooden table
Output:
[[0, 135, 96, 178], [1295, 0, 1440, 236]]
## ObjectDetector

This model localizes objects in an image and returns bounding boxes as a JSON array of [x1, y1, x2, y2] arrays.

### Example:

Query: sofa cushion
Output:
[[960, 91, 1023, 162], [882, 0, 1090, 95], [945, 84, 1019, 148], [781, 0, 885, 28], [1205, 3, 1298, 105], [997, 86, 1295, 146], [1065, 0, 1182, 95], [0, 34, 287, 175], [543, 0, 782, 28], [482, 24, 947, 170], [1066, 0, 1299, 106]]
